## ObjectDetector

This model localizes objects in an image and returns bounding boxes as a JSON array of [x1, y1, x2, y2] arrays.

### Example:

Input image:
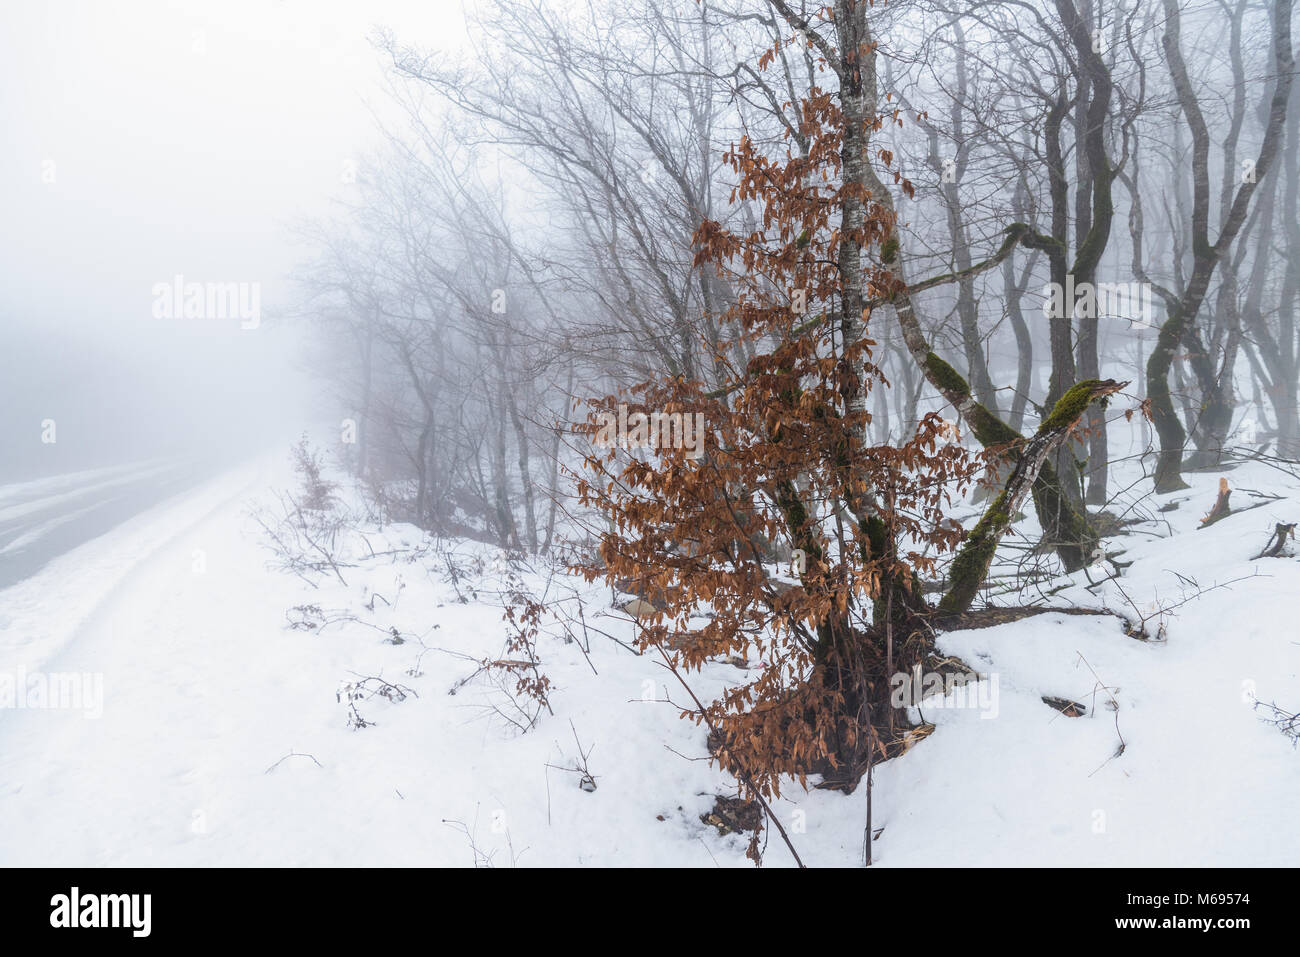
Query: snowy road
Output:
[[0, 460, 216, 591], [0, 458, 287, 864]]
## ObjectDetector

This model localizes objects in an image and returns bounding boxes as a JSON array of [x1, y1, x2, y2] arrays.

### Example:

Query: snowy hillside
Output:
[[1, 448, 1295, 868]]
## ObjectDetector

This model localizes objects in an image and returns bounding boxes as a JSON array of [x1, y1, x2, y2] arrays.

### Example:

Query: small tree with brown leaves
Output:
[[574, 78, 981, 802]]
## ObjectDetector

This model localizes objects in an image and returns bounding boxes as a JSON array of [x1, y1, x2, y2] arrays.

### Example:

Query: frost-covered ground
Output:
[[0, 441, 1297, 867]]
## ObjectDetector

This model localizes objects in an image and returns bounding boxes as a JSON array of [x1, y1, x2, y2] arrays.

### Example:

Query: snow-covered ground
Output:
[[0, 445, 1297, 866]]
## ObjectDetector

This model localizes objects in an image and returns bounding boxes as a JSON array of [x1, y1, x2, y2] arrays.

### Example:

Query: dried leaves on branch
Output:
[[572, 75, 982, 800]]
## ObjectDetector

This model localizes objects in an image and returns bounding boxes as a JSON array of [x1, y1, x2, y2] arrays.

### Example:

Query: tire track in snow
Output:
[[0, 455, 296, 865], [0, 459, 271, 678]]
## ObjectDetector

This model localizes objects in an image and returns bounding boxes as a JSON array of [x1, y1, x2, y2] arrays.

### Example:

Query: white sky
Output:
[[0, 0, 471, 476]]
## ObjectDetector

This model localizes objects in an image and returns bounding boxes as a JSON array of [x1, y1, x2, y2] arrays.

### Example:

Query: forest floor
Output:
[[1, 443, 1297, 866]]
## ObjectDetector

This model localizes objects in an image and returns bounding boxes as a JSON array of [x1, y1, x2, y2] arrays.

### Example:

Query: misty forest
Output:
[[2, 0, 1299, 869]]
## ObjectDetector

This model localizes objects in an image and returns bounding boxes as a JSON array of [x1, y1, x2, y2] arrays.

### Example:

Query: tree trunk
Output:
[[1147, 0, 1294, 491], [939, 379, 1125, 616]]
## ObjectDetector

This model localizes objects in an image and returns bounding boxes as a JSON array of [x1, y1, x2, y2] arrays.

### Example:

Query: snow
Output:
[[0, 460, 179, 526], [0, 447, 1297, 866]]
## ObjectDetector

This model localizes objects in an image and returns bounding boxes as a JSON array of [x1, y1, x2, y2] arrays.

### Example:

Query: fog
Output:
[[0, 0, 464, 481], [0, 0, 1297, 879]]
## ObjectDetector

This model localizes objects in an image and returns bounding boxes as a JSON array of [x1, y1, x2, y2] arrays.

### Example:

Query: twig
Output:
[[264, 750, 323, 774]]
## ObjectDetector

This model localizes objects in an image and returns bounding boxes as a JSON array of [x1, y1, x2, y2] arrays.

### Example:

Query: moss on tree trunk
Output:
[[938, 380, 1124, 616]]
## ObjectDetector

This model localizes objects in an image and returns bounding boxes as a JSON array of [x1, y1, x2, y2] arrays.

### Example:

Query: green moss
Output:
[[922, 351, 1026, 449], [966, 405, 1022, 448], [880, 236, 900, 264], [1027, 382, 1107, 568], [918, 363, 1107, 603], [960, 491, 1010, 555], [938, 491, 1008, 616], [925, 351, 969, 396], [1040, 379, 1105, 433]]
